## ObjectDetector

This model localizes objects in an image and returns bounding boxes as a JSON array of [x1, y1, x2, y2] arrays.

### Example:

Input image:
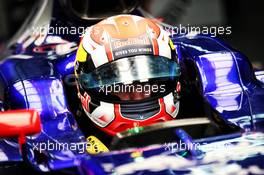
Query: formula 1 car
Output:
[[1, 0, 264, 175]]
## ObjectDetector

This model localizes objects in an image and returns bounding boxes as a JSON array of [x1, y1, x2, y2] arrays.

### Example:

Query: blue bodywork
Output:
[[0, 1, 264, 174], [173, 34, 264, 131]]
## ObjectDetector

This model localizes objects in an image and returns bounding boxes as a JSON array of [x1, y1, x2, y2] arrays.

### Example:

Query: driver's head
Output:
[[75, 15, 181, 136]]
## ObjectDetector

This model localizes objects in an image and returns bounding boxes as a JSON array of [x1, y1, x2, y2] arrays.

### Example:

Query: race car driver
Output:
[[74, 15, 181, 137]]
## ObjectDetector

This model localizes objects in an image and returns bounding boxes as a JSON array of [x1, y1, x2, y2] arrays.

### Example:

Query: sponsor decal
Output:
[[110, 34, 153, 59]]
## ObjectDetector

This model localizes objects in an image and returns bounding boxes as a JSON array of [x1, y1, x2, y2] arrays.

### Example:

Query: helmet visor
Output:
[[79, 55, 180, 90]]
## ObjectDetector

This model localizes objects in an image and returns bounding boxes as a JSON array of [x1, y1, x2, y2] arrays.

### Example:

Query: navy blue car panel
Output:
[[172, 34, 264, 131]]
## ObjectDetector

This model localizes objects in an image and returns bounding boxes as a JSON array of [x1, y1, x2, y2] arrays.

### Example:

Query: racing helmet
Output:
[[75, 15, 181, 136]]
